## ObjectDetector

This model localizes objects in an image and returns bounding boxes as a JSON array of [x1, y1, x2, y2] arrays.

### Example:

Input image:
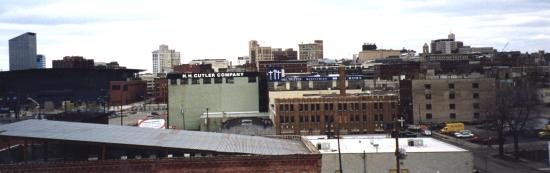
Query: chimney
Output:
[[339, 65, 346, 96]]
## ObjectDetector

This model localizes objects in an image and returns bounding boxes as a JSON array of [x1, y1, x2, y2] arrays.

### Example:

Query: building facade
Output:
[[299, 40, 324, 61], [52, 56, 95, 69], [9, 32, 37, 71], [404, 75, 496, 124], [429, 33, 463, 54], [152, 44, 181, 74], [167, 72, 268, 130], [189, 59, 228, 72], [36, 54, 46, 69], [274, 95, 398, 135], [249, 40, 273, 63], [109, 80, 147, 106], [357, 49, 401, 63], [272, 48, 298, 61]]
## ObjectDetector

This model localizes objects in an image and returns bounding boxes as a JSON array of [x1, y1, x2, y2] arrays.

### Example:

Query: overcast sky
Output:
[[1, 0, 549, 72]]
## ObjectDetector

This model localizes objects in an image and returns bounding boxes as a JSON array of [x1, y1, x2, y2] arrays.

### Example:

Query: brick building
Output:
[[257, 60, 308, 73], [109, 80, 147, 105], [154, 78, 167, 103], [52, 56, 94, 69], [173, 64, 214, 73], [376, 62, 420, 80], [274, 95, 398, 135]]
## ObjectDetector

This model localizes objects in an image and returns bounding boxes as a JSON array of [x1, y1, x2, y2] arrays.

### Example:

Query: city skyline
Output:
[[1, 0, 550, 72]]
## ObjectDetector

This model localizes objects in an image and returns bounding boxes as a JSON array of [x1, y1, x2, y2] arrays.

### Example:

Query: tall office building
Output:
[[298, 40, 323, 61], [9, 32, 37, 71], [248, 40, 273, 64], [152, 45, 181, 74], [429, 33, 463, 54], [36, 54, 46, 69]]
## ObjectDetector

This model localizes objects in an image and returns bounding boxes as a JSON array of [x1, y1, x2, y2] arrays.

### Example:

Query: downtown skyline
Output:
[[1, 0, 550, 72]]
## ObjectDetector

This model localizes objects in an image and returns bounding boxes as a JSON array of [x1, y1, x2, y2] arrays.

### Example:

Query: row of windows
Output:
[[425, 103, 480, 110], [169, 76, 257, 85], [424, 112, 481, 120], [425, 93, 480, 99], [280, 114, 385, 123], [279, 102, 396, 112], [424, 82, 480, 90]]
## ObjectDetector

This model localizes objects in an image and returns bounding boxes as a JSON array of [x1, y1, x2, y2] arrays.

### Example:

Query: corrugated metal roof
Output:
[[0, 120, 310, 155]]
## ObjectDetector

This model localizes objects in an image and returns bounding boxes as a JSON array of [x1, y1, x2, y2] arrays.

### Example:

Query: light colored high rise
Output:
[[429, 33, 462, 54], [248, 40, 273, 63], [36, 54, 46, 69], [9, 32, 37, 71], [152, 44, 181, 74], [298, 40, 323, 61]]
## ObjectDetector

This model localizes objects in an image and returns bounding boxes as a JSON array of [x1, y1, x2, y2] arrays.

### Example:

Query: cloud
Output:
[[0, 0, 549, 72]]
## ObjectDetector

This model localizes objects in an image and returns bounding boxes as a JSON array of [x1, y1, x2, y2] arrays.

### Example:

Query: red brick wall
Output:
[[0, 154, 321, 173], [154, 78, 167, 104], [109, 80, 147, 105]]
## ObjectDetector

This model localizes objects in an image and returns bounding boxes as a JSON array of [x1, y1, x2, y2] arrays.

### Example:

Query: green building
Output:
[[167, 72, 268, 131]]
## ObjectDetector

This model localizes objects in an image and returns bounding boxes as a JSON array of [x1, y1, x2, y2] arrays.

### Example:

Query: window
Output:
[[214, 78, 223, 84], [425, 94, 432, 99], [363, 114, 367, 121], [279, 105, 284, 111], [449, 93, 455, 99], [290, 105, 294, 111], [473, 93, 479, 99], [248, 76, 256, 83], [355, 115, 360, 122], [192, 78, 200, 84], [338, 103, 342, 110], [449, 104, 456, 110], [424, 84, 431, 89], [473, 103, 480, 109], [343, 103, 347, 111], [350, 115, 354, 122], [354, 103, 359, 110], [170, 79, 177, 85], [330, 104, 334, 110], [112, 85, 121, 90], [426, 113, 432, 119], [180, 79, 189, 85], [226, 77, 234, 84], [426, 104, 432, 110], [362, 103, 367, 109], [379, 103, 383, 109], [450, 113, 456, 119], [203, 78, 211, 84], [391, 102, 396, 109], [123, 85, 128, 91], [474, 112, 480, 119], [374, 103, 379, 109], [299, 104, 304, 111], [448, 83, 455, 89], [304, 104, 309, 111], [316, 104, 320, 111], [472, 83, 479, 89], [324, 104, 329, 110], [290, 116, 294, 122], [299, 116, 303, 122]]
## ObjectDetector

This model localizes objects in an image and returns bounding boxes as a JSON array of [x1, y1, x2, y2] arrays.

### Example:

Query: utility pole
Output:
[[206, 108, 209, 131], [395, 116, 405, 173]]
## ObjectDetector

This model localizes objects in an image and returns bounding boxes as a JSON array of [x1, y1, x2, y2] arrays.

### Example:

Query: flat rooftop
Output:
[[0, 120, 310, 155], [306, 136, 467, 154]]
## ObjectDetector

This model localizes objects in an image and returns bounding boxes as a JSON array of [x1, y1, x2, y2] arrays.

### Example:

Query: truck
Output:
[[440, 123, 465, 134]]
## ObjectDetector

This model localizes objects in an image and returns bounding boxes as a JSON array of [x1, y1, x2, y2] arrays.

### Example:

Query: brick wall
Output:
[[0, 154, 321, 173]]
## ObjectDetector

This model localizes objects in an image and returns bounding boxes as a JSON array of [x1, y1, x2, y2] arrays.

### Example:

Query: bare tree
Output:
[[493, 76, 539, 159]]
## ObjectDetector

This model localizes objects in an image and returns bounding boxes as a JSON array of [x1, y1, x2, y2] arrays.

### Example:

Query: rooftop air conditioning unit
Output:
[[408, 139, 424, 147]]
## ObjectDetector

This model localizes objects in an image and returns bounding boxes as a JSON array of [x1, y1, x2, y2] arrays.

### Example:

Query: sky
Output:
[[0, 0, 549, 72]]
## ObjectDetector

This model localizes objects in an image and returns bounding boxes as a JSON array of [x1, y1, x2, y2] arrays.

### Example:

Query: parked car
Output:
[[454, 130, 474, 138], [469, 136, 497, 145]]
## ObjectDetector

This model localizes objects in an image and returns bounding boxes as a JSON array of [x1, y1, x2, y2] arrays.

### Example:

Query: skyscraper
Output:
[[9, 32, 37, 71], [152, 44, 181, 74], [36, 54, 46, 69], [298, 40, 323, 61], [248, 40, 273, 64]]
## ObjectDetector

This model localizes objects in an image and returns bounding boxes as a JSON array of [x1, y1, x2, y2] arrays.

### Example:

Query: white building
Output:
[[152, 45, 181, 74], [306, 136, 473, 173], [430, 33, 462, 54]]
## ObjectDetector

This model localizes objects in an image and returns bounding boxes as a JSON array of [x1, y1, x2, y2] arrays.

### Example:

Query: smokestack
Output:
[[339, 65, 346, 96]]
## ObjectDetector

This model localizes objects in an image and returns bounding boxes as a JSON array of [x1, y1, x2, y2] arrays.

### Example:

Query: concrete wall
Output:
[[322, 152, 473, 173], [168, 77, 260, 130]]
